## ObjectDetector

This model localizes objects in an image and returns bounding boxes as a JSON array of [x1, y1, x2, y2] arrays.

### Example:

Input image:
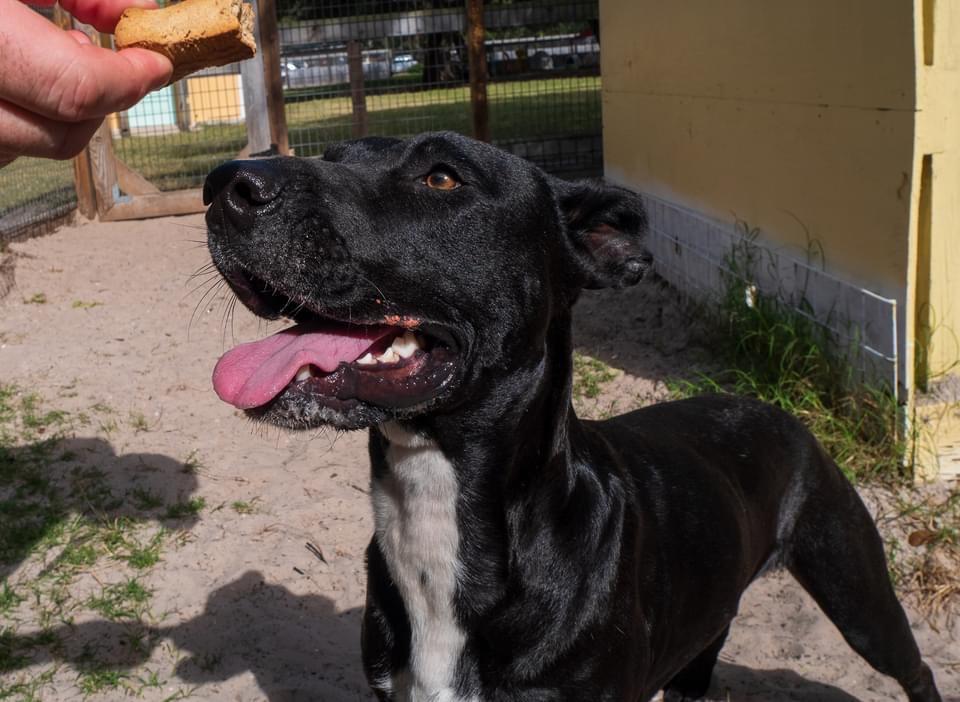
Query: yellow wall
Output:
[[912, 0, 960, 379], [601, 0, 917, 295], [185, 74, 245, 126]]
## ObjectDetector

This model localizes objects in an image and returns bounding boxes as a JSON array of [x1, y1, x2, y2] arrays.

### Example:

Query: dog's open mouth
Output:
[[211, 272, 459, 417]]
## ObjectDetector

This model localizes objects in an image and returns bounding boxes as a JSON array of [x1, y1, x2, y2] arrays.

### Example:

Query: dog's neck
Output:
[[371, 315, 625, 680]]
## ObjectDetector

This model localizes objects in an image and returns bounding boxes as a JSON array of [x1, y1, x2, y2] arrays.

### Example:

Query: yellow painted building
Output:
[[600, 0, 959, 478], [108, 73, 246, 137]]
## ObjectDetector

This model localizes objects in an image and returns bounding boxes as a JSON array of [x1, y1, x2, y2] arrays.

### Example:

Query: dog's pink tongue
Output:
[[212, 323, 393, 409]]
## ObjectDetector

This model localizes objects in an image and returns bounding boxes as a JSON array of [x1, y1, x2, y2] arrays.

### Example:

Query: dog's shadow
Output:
[[10, 571, 881, 701], [711, 661, 862, 701]]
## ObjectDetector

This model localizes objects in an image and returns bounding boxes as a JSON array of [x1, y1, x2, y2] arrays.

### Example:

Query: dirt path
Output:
[[1, 215, 957, 701]]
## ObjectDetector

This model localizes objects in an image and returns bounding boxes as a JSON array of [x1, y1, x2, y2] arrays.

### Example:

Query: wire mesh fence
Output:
[[109, 58, 250, 191], [0, 158, 77, 246], [278, 0, 602, 176]]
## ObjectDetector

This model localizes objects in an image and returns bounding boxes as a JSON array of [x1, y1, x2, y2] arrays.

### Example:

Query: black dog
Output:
[[203, 132, 942, 702]]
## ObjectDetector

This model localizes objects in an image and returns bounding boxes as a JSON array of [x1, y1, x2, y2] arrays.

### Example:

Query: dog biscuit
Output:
[[115, 0, 256, 84]]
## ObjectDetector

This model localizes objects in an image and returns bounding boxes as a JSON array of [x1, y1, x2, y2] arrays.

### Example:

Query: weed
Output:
[[572, 353, 618, 400], [23, 293, 46, 305], [136, 668, 164, 690], [129, 411, 150, 433], [130, 487, 164, 511], [164, 497, 205, 520], [230, 500, 257, 515], [76, 667, 128, 695], [124, 532, 165, 570], [671, 230, 905, 483], [181, 450, 203, 474], [71, 300, 102, 309], [86, 579, 151, 621], [0, 581, 24, 614]]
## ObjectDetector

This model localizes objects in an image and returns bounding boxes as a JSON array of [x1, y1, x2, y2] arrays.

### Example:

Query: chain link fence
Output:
[[279, 0, 602, 176]]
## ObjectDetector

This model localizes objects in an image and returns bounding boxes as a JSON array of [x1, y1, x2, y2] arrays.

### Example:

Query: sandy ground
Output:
[[0, 214, 957, 701]]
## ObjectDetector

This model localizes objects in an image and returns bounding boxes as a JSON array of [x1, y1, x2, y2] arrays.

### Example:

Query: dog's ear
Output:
[[557, 179, 651, 289]]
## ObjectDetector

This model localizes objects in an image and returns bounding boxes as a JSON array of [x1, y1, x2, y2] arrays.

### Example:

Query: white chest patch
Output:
[[372, 422, 474, 702]]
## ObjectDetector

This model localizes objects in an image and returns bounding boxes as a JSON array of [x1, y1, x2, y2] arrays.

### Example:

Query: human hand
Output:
[[0, 0, 173, 167]]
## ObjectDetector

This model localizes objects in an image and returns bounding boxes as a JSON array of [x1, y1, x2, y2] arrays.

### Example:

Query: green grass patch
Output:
[[670, 232, 904, 484], [164, 497, 205, 520], [230, 500, 255, 515], [76, 667, 129, 695], [130, 487, 164, 511], [572, 353, 618, 400], [0, 581, 24, 614], [0, 384, 193, 690], [86, 579, 151, 622]]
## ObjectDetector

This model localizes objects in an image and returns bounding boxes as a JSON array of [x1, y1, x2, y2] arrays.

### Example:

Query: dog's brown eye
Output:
[[424, 171, 460, 191]]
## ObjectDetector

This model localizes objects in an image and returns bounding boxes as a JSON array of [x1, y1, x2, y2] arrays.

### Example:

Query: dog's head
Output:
[[204, 132, 649, 430]]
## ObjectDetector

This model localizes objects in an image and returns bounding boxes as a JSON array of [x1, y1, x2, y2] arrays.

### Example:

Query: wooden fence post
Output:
[[258, 0, 290, 155], [466, 0, 490, 143], [87, 123, 119, 219], [348, 40, 368, 138]]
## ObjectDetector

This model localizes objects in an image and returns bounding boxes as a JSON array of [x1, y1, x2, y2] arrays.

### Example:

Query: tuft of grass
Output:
[[181, 450, 203, 475], [124, 531, 166, 570], [23, 293, 47, 305], [572, 353, 618, 400], [70, 300, 102, 310], [76, 667, 128, 695], [229, 499, 257, 515], [130, 487, 164, 511], [671, 230, 904, 484], [164, 497, 205, 520], [128, 411, 150, 433], [86, 579, 152, 622], [0, 581, 24, 614]]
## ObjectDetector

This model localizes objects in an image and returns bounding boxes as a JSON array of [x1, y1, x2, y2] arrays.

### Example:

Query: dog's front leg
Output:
[[362, 541, 410, 700]]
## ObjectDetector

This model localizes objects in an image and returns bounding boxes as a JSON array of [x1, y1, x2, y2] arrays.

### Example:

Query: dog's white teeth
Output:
[[377, 347, 400, 364], [295, 365, 313, 382], [356, 352, 377, 366], [391, 331, 420, 359]]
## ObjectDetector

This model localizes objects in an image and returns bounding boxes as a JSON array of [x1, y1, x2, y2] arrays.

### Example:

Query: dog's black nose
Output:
[[203, 160, 284, 226]]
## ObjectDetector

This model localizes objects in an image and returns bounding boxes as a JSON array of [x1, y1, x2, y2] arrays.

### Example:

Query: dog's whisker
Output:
[[187, 279, 228, 340]]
